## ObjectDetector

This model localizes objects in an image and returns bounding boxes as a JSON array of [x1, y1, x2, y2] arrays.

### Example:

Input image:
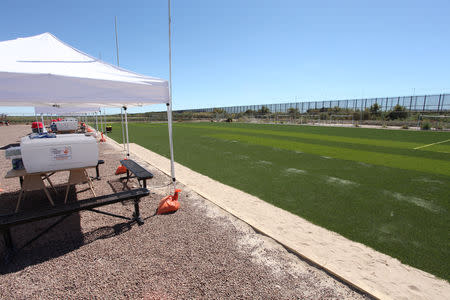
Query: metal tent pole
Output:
[[104, 109, 107, 136], [100, 109, 104, 133], [167, 103, 175, 186], [121, 107, 126, 151], [124, 106, 130, 157], [40, 114, 44, 133], [95, 112, 99, 131], [167, 0, 176, 189]]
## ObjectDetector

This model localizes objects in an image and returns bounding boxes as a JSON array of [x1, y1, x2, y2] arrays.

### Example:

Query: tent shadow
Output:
[[0, 179, 148, 274], [0, 143, 20, 150], [108, 177, 133, 193], [0, 186, 83, 274]]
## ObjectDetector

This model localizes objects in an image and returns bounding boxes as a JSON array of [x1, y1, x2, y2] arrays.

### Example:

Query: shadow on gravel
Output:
[[0, 143, 20, 150], [0, 186, 83, 274], [0, 179, 154, 274], [82, 221, 135, 244], [108, 178, 133, 193]]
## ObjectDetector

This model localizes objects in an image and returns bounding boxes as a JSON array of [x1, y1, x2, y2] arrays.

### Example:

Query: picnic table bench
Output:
[[119, 159, 153, 188], [1, 188, 150, 261]]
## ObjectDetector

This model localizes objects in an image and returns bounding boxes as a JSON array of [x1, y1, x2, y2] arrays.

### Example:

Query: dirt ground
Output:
[[0, 125, 369, 299]]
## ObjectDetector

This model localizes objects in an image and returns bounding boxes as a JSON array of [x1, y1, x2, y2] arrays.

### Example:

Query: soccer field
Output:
[[108, 122, 450, 280]]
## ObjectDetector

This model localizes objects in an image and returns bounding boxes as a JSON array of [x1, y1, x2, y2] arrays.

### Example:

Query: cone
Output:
[[87, 127, 93, 132], [99, 132, 106, 142], [0, 188, 3, 192], [156, 189, 181, 215], [115, 158, 127, 175]]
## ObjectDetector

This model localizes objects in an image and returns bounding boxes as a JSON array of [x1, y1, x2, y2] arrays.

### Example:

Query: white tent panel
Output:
[[0, 33, 169, 107], [34, 106, 100, 115]]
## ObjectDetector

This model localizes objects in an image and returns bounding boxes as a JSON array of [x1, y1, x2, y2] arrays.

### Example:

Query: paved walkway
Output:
[[115, 140, 448, 300]]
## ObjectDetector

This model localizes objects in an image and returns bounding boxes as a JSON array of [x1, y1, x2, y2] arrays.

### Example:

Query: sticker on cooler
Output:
[[50, 146, 72, 161]]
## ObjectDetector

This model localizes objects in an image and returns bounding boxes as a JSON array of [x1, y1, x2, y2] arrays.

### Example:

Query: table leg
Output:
[[64, 184, 71, 204], [43, 176, 57, 194], [15, 189, 24, 212], [43, 186, 54, 206], [133, 198, 144, 225], [95, 165, 100, 180], [84, 170, 96, 198]]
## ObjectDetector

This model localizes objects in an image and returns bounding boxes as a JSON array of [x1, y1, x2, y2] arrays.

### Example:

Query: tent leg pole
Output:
[[40, 114, 44, 132], [124, 106, 130, 157], [121, 107, 126, 152], [167, 0, 176, 191], [95, 112, 98, 132], [100, 109, 104, 133], [166, 103, 176, 190], [104, 110, 107, 136]]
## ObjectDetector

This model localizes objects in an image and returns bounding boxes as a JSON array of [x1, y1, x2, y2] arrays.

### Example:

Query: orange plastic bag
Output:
[[156, 189, 181, 215], [115, 158, 127, 175], [99, 132, 106, 142], [115, 165, 127, 175]]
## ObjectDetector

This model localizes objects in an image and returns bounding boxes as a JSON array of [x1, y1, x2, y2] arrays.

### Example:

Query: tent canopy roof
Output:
[[0, 33, 169, 107], [34, 106, 100, 115]]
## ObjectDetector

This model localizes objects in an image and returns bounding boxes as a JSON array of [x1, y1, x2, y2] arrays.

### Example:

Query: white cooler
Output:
[[20, 134, 98, 173], [55, 118, 78, 132]]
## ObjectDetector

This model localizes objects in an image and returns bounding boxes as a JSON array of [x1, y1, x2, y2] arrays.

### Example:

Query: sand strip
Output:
[[121, 141, 450, 300]]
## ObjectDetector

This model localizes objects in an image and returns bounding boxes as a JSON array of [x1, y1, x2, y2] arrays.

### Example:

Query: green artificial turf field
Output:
[[108, 122, 450, 280]]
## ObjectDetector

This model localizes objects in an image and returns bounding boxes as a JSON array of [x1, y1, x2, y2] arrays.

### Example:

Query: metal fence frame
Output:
[[178, 93, 449, 115]]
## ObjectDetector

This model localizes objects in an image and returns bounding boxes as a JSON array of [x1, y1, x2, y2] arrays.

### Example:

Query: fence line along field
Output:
[[108, 122, 450, 280]]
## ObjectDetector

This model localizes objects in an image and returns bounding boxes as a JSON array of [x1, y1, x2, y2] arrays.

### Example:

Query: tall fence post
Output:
[[437, 94, 442, 113], [442, 94, 446, 112]]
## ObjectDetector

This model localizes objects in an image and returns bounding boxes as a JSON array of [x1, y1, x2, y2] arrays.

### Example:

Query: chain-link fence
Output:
[[181, 94, 448, 114], [176, 93, 449, 129]]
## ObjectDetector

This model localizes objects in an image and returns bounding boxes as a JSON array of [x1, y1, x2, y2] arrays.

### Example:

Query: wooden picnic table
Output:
[[4, 164, 100, 212]]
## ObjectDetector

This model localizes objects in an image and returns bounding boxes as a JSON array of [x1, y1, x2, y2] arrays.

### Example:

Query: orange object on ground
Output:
[[86, 127, 93, 132], [156, 189, 181, 215], [0, 188, 3, 192], [99, 132, 106, 142], [115, 164, 127, 175], [115, 158, 127, 175]]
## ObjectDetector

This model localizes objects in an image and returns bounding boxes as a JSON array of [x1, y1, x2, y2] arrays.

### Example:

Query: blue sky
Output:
[[1, 0, 449, 114]]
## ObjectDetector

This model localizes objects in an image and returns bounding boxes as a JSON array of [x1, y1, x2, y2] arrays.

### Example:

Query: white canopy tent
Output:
[[0, 32, 176, 187], [34, 106, 100, 115], [0, 33, 169, 107]]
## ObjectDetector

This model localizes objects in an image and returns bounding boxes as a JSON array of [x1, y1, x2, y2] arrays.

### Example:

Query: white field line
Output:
[[413, 139, 450, 150]]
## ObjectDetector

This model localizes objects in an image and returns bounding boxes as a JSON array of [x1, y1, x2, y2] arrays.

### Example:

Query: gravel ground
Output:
[[0, 125, 370, 299]]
